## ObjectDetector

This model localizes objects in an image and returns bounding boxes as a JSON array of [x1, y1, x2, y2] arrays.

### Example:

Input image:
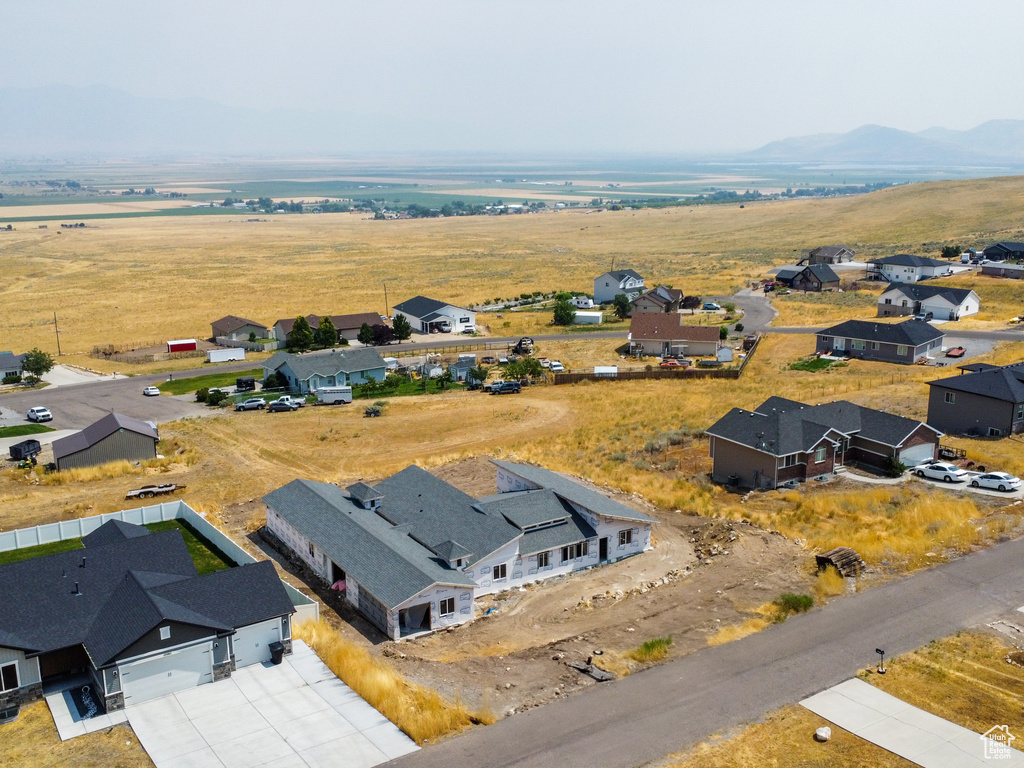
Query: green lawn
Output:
[[354, 378, 466, 399], [0, 520, 235, 574], [789, 356, 847, 372], [159, 367, 263, 396], [0, 423, 55, 439]]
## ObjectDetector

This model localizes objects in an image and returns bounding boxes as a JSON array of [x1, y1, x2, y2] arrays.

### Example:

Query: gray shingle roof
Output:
[[880, 283, 976, 305], [264, 348, 388, 382], [393, 296, 469, 319], [0, 522, 292, 666], [605, 269, 644, 282], [776, 268, 801, 281], [264, 479, 475, 610], [804, 263, 840, 283], [490, 461, 655, 522], [927, 363, 1024, 404], [810, 245, 854, 259], [518, 513, 597, 557], [82, 519, 152, 548], [346, 482, 382, 503], [708, 397, 938, 455], [819, 319, 944, 347], [870, 254, 950, 268], [212, 315, 267, 334], [52, 412, 159, 462], [474, 489, 572, 529], [0, 351, 24, 371]]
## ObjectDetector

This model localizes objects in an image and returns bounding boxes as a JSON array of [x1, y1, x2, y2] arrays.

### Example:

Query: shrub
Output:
[[628, 635, 673, 663], [719, 326, 728, 340], [195, 387, 209, 403], [205, 388, 229, 406], [773, 592, 814, 621], [2, 374, 22, 384], [884, 456, 907, 478], [735, 323, 744, 332]]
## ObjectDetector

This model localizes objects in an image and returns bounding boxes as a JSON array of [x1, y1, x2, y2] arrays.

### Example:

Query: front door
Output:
[[599, 537, 609, 561]]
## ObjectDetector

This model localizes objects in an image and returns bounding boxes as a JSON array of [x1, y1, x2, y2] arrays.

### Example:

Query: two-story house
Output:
[[630, 285, 683, 314], [594, 270, 645, 304], [866, 254, 953, 283], [706, 396, 940, 489], [264, 461, 654, 640], [926, 362, 1024, 436], [877, 284, 979, 321]]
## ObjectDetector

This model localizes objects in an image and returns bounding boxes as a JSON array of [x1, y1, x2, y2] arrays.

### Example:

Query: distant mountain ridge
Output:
[[746, 121, 1024, 164]]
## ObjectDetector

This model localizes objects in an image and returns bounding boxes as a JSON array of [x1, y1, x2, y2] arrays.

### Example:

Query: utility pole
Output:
[[383, 281, 390, 318], [54, 312, 62, 357]]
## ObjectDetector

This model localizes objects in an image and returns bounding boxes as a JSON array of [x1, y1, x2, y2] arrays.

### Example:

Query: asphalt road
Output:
[[389, 536, 1024, 768]]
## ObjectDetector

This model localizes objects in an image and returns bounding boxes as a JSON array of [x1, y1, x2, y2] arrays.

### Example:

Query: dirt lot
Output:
[[247, 456, 814, 717]]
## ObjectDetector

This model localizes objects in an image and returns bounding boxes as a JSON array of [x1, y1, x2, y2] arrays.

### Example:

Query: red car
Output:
[[660, 359, 683, 368]]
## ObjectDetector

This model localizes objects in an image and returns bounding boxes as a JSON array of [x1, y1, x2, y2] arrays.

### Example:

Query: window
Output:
[[307, 541, 315, 558], [814, 445, 827, 463], [870, 342, 879, 351], [459, 317, 470, 324], [561, 542, 589, 562], [1017, 403, 1023, 420], [439, 598, 455, 617], [159, 626, 171, 641], [945, 392, 955, 405], [0, 662, 18, 693], [989, 427, 1004, 437], [883, 298, 892, 305], [455, 558, 462, 568], [781, 454, 798, 468], [897, 345, 908, 356], [536, 551, 549, 568], [851, 340, 865, 350], [493, 563, 507, 580], [618, 530, 633, 546]]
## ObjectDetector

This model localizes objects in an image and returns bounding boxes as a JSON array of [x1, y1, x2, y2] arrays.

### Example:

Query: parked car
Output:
[[491, 381, 522, 395], [659, 359, 684, 368], [142, 386, 160, 397], [912, 311, 934, 322], [537, 358, 551, 368], [235, 398, 266, 411], [273, 395, 304, 408], [702, 302, 721, 311], [483, 379, 505, 392], [268, 399, 299, 412], [481, 356, 496, 365], [970, 472, 1021, 492], [236, 376, 256, 392], [549, 361, 565, 373], [26, 406, 52, 422], [914, 462, 968, 482]]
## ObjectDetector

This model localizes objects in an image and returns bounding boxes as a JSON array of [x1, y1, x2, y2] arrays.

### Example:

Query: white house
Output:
[[264, 461, 654, 640], [594, 270, 645, 304], [263, 348, 388, 393], [392, 296, 476, 334], [867, 254, 953, 283], [877, 284, 980, 321]]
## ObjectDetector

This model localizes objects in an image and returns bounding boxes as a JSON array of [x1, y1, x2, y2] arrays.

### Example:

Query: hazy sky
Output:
[[3, 0, 1024, 152]]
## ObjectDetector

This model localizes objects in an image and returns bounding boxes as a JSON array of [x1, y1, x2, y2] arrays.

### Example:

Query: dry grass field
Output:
[[4, 175, 1024, 356], [667, 631, 1024, 768]]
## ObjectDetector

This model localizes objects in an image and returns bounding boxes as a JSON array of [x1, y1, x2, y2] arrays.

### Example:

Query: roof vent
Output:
[[73, 581, 81, 596], [62, 568, 67, 579], [81, 556, 87, 568]]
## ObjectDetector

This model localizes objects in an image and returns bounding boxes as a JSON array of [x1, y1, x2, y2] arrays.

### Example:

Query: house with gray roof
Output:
[[816, 319, 944, 364], [52, 412, 159, 471], [982, 242, 1024, 261], [867, 254, 953, 283], [631, 285, 683, 314], [264, 461, 654, 640], [707, 396, 940, 489], [210, 315, 268, 341], [0, 520, 294, 715], [594, 270, 645, 304], [926, 362, 1024, 436], [877, 283, 979, 320], [391, 296, 476, 334], [776, 263, 840, 292], [263, 347, 387, 393], [0, 351, 25, 381], [805, 245, 856, 265]]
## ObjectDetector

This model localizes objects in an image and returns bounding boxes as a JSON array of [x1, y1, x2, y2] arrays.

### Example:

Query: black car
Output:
[[268, 400, 298, 412], [492, 381, 522, 395]]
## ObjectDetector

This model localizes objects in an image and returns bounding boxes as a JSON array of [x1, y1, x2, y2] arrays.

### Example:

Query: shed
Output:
[[167, 339, 198, 353], [717, 347, 734, 363], [53, 412, 159, 471], [573, 311, 603, 325]]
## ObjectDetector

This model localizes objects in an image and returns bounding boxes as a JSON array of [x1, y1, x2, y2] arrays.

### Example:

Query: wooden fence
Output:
[[553, 335, 761, 385]]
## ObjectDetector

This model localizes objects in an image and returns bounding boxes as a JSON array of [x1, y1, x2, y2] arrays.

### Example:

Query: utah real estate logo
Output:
[[981, 725, 1015, 760]]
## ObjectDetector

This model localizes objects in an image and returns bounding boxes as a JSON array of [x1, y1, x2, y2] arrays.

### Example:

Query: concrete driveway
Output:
[[126, 640, 417, 768]]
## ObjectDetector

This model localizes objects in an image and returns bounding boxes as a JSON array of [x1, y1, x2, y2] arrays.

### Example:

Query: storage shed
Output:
[[167, 339, 198, 353], [573, 311, 604, 325], [53, 412, 159, 471]]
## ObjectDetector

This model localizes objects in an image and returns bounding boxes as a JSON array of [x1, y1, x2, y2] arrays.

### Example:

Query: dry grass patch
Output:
[[0, 701, 152, 768], [293, 620, 493, 743], [707, 617, 771, 647], [771, 286, 881, 326], [812, 567, 848, 601]]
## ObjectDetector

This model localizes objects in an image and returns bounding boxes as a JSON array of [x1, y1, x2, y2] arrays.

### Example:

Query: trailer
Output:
[[207, 347, 246, 363], [125, 483, 187, 500], [9, 439, 41, 461], [317, 386, 353, 404]]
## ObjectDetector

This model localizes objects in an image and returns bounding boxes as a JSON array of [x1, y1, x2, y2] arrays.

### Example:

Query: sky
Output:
[[3, 0, 1024, 153]]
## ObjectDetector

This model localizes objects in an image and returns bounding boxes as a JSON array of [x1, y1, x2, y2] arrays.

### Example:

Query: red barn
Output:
[[167, 339, 198, 353]]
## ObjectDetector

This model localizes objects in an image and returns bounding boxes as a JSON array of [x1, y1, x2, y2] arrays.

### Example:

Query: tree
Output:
[[941, 245, 962, 260], [287, 316, 314, 351], [313, 316, 338, 348], [438, 369, 454, 391], [468, 365, 489, 385], [357, 323, 374, 345], [612, 293, 631, 320], [263, 371, 288, 390], [21, 348, 54, 384], [248, 331, 258, 342], [392, 313, 412, 341], [552, 299, 576, 326], [681, 296, 702, 314], [372, 324, 395, 346], [719, 325, 729, 340]]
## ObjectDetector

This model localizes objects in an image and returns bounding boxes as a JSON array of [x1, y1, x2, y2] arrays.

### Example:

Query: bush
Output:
[[735, 323, 744, 332], [205, 388, 229, 406], [628, 635, 673, 663], [719, 326, 729, 340], [773, 592, 814, 621], [195, 387, 209, 403], [884, 456, 907, 478], [2, 374, 22, 385]]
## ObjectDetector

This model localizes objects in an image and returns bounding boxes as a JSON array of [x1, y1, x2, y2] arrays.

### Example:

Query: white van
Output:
[[317, 386, 353, 404]]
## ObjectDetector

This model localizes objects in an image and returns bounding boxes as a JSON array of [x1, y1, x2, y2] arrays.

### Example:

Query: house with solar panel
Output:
[[264, 461, 654, 640]]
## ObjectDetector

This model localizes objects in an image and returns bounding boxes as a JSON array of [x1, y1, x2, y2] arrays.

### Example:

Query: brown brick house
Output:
[[706, 396, 941, 489], [628, 314, 720, 357]]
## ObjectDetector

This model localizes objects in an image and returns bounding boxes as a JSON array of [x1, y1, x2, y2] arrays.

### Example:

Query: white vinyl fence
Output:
[[0, 500, 318, 622]]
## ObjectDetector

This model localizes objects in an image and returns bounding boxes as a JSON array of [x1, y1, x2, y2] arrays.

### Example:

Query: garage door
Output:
[[899, 443, 935, 466], [232, 619, 281, 668], [120, 642, 213, 705]]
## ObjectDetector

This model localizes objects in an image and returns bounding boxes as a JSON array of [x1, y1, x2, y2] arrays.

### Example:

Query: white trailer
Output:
[[574, 311, 603, 324], [207, 348, 246, 363], [317, 386, 353, 404]]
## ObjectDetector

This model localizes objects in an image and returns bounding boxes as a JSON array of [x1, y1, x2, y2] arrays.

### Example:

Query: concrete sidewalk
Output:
[[801, 678, 1024, 766]]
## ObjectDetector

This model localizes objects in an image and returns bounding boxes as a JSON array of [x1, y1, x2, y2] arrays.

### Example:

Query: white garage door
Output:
[[899, 443, 935, 466], [232, 619, 281, 668], [120, 642, 213, 705]]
